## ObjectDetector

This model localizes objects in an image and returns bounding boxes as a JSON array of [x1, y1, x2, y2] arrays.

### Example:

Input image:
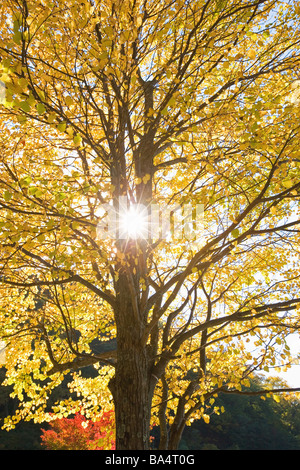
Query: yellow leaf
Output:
[[66, 127, 74, 136], [235, 52, 244, 60], [282, 180, 293, 188], [65, 96, 74, 107], [240, 142, 248, 150], [47, 113, 56, 124], [248, 49, 256, 59], [142, 174, 151, 184]]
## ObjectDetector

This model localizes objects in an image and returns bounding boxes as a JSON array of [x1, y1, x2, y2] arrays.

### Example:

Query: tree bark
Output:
[[110, 347, 152, 449], [167, 422, 186, 450], [110, 270, 152, 450]]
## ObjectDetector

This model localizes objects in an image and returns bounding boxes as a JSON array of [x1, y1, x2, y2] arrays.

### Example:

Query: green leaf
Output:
[[73, 133, 82, 146], [13, 20, 20, 34], [13, 31, 22, 45], [231, 228, 239, 238], [36, 103, 46, 115], [28, 187, 43, 197], [57, 192, 67, 201], [3, 190, 12, 202], [19, 100, 30, 112], [18, 78, 28, 91], [20, 176, 32, 187], [28, 186, 38, 196], [17, 115, 27, 124], [57, 122, 66, 132]]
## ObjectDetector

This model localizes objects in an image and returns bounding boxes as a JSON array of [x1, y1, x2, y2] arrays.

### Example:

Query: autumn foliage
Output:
[[40, 411, 115, 450], [1, 0, 300, 451]]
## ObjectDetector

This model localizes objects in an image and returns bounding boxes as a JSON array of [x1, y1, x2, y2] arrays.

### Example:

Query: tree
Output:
[[0, 0, 300, 450], [40, 411, 115, 450]]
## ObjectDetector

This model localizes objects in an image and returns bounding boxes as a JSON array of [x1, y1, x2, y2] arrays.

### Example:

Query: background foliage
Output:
[[1, 0, 300, 449], [1, 369, 300, 450]]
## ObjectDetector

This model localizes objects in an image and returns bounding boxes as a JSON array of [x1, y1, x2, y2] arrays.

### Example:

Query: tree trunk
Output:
[[108, 86, 155, 447], [167, 382, 199, 450], [167, 423, 185, 450], [111, 346, 151, 449], [110, 269, 152, 450]]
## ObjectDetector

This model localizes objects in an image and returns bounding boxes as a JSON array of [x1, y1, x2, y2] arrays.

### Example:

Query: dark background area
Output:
[[1, 369, 300, 450]]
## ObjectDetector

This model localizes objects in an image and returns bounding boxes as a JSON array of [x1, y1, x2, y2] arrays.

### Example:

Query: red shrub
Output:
[[40, 411, 115, 450]]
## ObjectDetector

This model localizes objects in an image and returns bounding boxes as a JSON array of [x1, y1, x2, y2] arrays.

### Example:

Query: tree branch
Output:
[[46, 350, 117, 376]]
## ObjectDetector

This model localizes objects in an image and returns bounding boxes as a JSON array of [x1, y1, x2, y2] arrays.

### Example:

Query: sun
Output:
[[118, 204, 149, 239]]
